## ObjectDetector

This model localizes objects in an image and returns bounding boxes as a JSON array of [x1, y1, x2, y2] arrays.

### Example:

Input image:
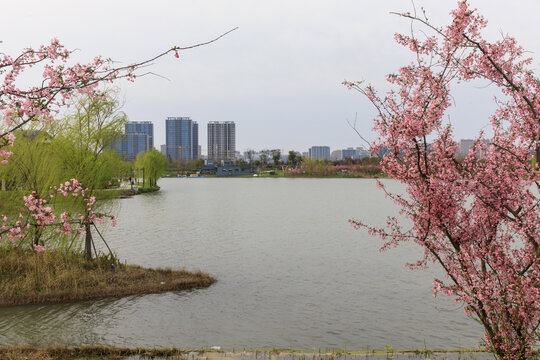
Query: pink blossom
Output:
[[346, 2, 540, 358], [33, 244, 45, 252]]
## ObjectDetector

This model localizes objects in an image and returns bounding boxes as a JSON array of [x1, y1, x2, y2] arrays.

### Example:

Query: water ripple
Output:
[[0, 178, 484, 349]]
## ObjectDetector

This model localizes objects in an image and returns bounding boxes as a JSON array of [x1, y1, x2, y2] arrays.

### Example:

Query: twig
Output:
[[346, 112, 372, 149]]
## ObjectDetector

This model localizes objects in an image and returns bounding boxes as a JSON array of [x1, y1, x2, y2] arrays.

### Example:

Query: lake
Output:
[[0, 178, 484, 350]]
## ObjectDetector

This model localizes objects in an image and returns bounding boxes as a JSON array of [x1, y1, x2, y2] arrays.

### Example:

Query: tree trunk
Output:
[[85, 222, 92, 261]]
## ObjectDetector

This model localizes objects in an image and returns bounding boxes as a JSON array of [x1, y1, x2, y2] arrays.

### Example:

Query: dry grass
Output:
[[0, 345, 195, 359], [0, 248, 216, 306], [0, 346, 501, 360], [0, 345, 199, 359]]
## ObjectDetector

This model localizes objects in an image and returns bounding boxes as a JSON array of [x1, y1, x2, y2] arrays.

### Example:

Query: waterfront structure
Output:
[[165, 117, 199, 162], [114, 121, 153, 160], [208, 121, 235, 160], [308, 146, 330, 160], [201, 160, 252, 176]]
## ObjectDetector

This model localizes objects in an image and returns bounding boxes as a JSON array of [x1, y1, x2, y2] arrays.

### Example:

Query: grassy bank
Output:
[[0, 248, 215, 306], [0, 346, 498, 360]]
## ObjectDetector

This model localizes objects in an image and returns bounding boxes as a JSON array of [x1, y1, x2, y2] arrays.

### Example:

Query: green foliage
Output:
[[259, 154, 268, 168], [288, 150, 301, 167], [186, 158, 205, 172], [234, 158, 248, 166], [134, 149, 168, 188], [0, 92, 127, 251], [361, 156, 381, 165], [271, 149, 281, 168], [52, 91, 127, 190], [0, 127, 64, 195], [301, 157, 332, 176]]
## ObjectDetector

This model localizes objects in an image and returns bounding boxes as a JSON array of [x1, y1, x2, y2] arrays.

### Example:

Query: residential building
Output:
[[342, 147, 357, 160], [330, 150, 342, 161], [356, 147, 370, 159], [114, 121, 153, 160], [308, 146, 330, 160], [125, 121, 153, 149], [458, 139, 490, 158], [458, 139, 474, 158], [165, 117, 199, 162], [208, 121, 235, 160]]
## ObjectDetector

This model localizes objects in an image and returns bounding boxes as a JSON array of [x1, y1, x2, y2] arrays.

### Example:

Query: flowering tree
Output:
[[0, 29, 236, 258], [346, 2, 539, 359], [1, 179, 112, 252]]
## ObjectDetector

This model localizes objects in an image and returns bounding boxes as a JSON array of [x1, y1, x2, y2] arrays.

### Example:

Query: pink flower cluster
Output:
[[0, 38, 183, 165], [0, 179, 116, 247], [284, 168, 306, 175], [347, 2, 539, 359]]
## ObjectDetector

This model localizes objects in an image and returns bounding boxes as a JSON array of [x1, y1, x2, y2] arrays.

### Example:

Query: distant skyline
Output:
[[2, 1, 539, 152]]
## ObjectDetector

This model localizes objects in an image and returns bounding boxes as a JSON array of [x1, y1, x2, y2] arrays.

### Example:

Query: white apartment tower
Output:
[[208, 121, 236, 160]]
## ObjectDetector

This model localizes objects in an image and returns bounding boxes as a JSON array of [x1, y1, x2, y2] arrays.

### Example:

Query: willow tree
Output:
[[135, 149, 168, 188], [53, 93, 127, 189], [51, 94, 127, 259]]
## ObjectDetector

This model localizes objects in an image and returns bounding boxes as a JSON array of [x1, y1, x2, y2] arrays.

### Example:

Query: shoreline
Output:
[[166, 174, 387, 179], [0, 346, 498, 360]]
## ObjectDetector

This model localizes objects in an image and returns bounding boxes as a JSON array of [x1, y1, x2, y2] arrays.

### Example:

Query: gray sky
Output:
[[2, 1, 539, 154]]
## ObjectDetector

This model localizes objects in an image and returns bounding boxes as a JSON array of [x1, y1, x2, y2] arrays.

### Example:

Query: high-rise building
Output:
[[330, 150, 343, 161], [114, 121, 153, 160], [458, 139, 474, 158], [356, 147, 369, 159], [208, 121, 236, 160], [126, 121, 153, 149], [342, 147, 357, 160], [165, 117, 199, 162], [457, 139, 490, 158], [308, 146, 330, 160]]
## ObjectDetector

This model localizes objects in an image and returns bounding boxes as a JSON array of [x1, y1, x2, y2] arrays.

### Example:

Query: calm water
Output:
[[0, 178, 484, 350]]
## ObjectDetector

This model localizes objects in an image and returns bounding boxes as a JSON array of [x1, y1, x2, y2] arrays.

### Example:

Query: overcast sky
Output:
[[2, 1, 539, 154]]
